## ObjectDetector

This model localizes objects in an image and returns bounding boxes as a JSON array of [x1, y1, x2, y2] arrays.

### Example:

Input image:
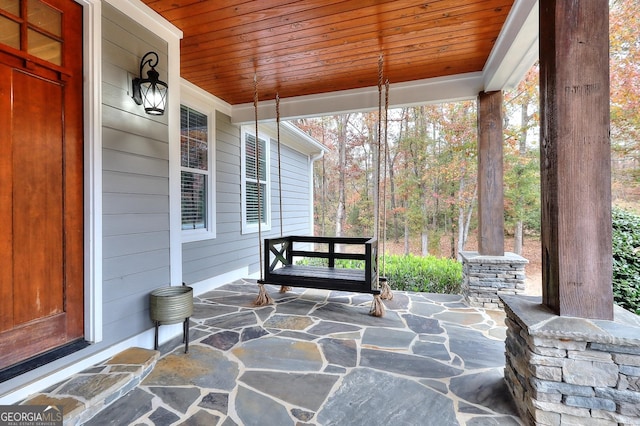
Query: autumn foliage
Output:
[[295, 0, 639, 263]]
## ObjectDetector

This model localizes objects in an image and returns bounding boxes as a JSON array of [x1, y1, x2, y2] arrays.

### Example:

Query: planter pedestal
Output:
[[149, 286, 193, 353]]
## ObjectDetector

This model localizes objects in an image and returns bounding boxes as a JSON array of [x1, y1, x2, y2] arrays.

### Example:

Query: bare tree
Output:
[[335, 114, 350, 237]]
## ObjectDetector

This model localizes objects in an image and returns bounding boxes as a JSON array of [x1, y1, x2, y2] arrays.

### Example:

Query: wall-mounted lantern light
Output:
[[132, 51, 168, 115]]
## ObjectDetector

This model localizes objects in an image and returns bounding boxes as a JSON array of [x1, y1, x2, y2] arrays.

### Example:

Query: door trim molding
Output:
[[79, 0, 102, 343]]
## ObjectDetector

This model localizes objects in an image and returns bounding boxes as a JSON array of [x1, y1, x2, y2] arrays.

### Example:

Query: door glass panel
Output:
[[28, 0, 61, 37], [27, 29, 61, 65], [0, 16, 20, 50], [0, 0, 20, 16]]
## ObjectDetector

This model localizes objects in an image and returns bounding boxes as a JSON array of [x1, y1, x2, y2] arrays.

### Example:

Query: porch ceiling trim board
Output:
[[231, 72, 484, 124], [107, 0, 182, 40], [182, 77, 232, 117], [483, 0, 538, 91], [260, 121, 329, 156]]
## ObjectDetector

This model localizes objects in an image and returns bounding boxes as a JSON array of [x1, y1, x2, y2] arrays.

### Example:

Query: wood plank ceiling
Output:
[[141, 0, 515, 106]]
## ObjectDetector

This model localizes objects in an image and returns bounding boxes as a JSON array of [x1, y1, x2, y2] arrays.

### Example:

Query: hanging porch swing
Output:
[[252, 57, 393, 316]]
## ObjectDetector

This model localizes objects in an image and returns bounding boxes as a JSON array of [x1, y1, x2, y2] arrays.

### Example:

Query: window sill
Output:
[[241, 224, 272, 235], [182, 229, 216, 243]]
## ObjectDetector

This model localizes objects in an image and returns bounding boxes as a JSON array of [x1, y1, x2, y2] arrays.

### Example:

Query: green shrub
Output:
[[612, 208, 640, 315], [296, 254, 462, 294], [381, 254, 462, 294], [296, 258, 365, 269]]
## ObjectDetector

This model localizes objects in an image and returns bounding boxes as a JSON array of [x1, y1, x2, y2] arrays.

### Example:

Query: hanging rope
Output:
[[253, 76, 264, 274], [276, 94, 284, 238], [380, 79, 393, 300], [254, 74, 263, 277], [382, 79, 390, 274], [253, 74, 273, 306], [321, 120, 326, 236], [370, 54, 386, 317], [382, 79, 389, 276], [275, 93, 291, 294], [375, 55, 383, 242]]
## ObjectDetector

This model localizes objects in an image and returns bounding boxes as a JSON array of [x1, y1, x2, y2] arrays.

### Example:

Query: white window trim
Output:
[[180, 87, 216, 243], [241, 127, 271, 234]]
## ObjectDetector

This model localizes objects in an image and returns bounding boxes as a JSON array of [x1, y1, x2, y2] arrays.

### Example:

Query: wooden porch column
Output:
[[477, 90, 504, 256], [540, 0, 613, 319]]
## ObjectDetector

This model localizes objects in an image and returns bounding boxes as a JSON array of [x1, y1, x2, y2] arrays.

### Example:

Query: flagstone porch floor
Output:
[[26, 280, 523, 425]]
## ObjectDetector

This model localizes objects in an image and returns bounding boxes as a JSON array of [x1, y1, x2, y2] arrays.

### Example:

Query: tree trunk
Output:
[[449, 216, 456, 259], [404, 209, 410, 255], [457, 206, 465, 261], [512, 101, 528, 255], [456, 174, 466, 260], [321, 156, 326, 236], [513, 221, 523, 255], [335, 115, 349, 238], [421, 232, 428, 256], [389, 152, 399, 242], [464, 186, 476, 247], [372, 119, 380, 240], [519, 101, 528, 156], [458, 185, 477, 258]]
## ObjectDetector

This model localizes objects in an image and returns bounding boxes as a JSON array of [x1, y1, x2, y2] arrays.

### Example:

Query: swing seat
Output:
[[260, 236, 381, 295]]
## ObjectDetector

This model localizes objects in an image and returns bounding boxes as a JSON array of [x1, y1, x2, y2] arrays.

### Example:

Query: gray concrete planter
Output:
[[150, 285, 193, 352]]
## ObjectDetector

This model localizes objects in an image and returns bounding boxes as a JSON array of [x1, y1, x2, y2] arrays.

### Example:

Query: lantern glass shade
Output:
[[132, 52, 168, 115], [139, 71, 168, 115]]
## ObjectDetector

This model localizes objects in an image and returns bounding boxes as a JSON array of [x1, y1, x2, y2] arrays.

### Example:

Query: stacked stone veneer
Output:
[[501, 295, 640, 426], [459, 251, 528, 309]]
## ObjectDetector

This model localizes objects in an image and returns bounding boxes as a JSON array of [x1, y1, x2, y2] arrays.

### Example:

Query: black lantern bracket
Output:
[[131, 51, 168, 115]]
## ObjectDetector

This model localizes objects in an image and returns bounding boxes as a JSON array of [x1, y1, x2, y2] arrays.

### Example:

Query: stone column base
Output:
[[501, 295, 640, 426], [459, 251, 528, 309]]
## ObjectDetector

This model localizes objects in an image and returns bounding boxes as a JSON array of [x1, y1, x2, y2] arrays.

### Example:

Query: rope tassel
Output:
[[254, 283, 274, 306], [380, 279, 394, 300], [369, 294, 385, 317], [279, 285, 292, 293]]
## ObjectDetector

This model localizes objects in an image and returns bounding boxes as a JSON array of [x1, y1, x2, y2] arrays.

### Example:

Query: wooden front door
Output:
[[0, 0, 84, 370]]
